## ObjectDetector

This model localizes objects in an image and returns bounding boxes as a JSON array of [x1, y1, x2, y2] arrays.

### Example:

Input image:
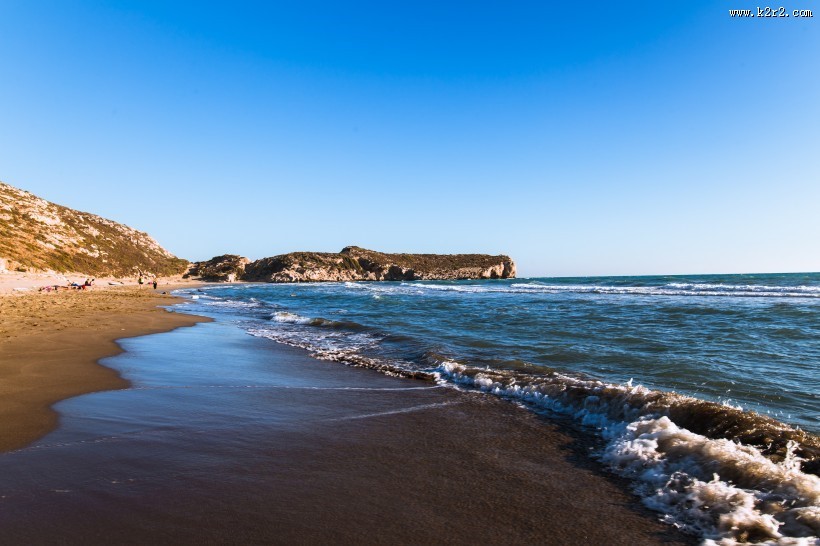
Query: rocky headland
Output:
[[191, 246, 516, 283], [1, 181, 515, 284], [185, 254, 249, 282]]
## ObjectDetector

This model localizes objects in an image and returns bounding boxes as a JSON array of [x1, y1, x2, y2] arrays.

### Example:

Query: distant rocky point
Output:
[[185, 254, 249, 282], [0, 181, 515, 283], [0, 181, 188, 277], [188, 246, 516, 283]]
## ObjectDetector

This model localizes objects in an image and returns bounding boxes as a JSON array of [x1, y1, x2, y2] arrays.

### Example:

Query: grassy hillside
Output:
[[0, 181, 188, 277]]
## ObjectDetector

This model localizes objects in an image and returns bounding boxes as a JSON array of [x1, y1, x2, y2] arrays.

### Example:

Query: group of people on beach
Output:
[[138, 275, 158, 289], [37, 274, 161, 293], [39, 278, 95, 292]]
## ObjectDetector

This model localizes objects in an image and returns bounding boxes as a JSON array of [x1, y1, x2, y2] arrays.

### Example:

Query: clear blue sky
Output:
[[1, 1, 817, 276]]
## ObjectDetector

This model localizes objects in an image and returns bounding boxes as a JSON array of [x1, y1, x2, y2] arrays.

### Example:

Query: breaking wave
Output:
[[176, 276, 820, 543], [243, 312, 820, 544], [270, 311, 312, 324], [433, 361, 819, 542], [343, 281, 820, 299]]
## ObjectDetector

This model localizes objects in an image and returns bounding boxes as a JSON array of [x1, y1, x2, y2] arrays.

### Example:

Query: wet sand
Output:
[[0, 318, 694, 544], [0, 286, 209, 452]]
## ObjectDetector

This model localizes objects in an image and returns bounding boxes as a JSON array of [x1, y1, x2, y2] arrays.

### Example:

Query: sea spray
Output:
[[433, 361, 820, 543]]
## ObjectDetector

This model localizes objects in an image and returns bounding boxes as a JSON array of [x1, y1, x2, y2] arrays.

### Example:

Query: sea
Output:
[[176, 272, 820, 544]]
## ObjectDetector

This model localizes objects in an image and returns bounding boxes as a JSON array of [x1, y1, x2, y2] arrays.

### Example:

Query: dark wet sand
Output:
[[0, 320, 693, 545]]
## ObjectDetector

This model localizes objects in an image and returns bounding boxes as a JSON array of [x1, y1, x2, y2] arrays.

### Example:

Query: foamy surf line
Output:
[[243, 320, 820, 544], [434, 361, 820, 545], [176, 284, 820, 544], [340, 281, 820, 298]]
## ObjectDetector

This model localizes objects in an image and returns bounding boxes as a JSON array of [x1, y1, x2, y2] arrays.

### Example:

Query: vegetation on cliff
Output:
[[340, 246, 516, 275], [240, 246, 516, 283], [0, 180, 515, 282], [0, 182, 188, 277]]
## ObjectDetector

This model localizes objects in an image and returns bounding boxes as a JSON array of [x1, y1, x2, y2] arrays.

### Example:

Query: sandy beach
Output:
[[0, 279, 209, 452], [0, 277, 697, 544], [0, 314, 694, 544]]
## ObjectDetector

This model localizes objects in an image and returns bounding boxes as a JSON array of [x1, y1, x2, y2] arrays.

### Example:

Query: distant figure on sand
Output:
[[152, 278, 158, 290], [138, 276, 144, 288]]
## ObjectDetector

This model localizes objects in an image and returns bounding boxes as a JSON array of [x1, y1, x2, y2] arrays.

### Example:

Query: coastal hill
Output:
[[0, 181, 516, 283], [190, 246, 516, 283], [186, 254, 249, 282], [0, 182, 188, 277]]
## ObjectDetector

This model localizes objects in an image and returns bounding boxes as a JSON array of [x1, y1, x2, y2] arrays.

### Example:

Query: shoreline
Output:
[[0, 318, 694, 544], [6, 278, 811, 542], [0, 284, 210, 452]]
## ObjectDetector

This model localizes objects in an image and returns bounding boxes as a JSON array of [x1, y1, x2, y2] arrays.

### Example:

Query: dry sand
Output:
[[0, 282, 209, 452], [0, 270, 202, 295]]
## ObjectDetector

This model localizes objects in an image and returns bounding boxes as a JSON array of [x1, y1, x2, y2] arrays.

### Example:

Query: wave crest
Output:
[[433, 361, 820, 544]]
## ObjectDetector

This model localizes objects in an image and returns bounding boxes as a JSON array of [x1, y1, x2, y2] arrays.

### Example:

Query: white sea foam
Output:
[[604, 417, 820, 542], [433, 361, 820, 544], [270, 311, 312, 324], [341, 281, 820, 299], [248, 319, 380, 360], [510, 283, 819, 298], [246, 321, 425, 380], [187, 284, 820, 543], [241, 315, 820, 542], [667, 283, 820, 294], [203, 298, 263, 309]]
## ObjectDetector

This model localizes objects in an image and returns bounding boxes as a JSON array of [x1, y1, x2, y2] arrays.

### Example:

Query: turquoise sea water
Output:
[[177, 272, 820, 542]]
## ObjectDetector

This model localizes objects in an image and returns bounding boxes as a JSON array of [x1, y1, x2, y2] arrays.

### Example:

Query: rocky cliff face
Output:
[[0, 181, 188, 276], [241, 246, 516, 283], [186, 255, 249, 282]]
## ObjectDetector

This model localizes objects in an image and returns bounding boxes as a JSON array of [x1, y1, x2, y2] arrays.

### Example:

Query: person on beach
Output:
[[138, 276, 144, 288], [152, 278, 158, 290]]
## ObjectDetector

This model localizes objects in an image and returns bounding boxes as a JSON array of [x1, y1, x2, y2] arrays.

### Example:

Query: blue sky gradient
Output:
[[1, 1, 817, 276]]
